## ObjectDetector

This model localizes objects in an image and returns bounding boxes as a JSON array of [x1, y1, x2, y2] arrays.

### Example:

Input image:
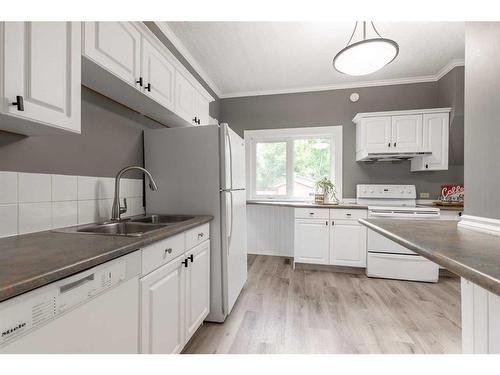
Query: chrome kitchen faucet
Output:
[[111, 166, 158, 221]]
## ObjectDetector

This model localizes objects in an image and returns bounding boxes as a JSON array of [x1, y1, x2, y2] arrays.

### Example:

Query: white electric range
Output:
[[357, 184, 440, 283]]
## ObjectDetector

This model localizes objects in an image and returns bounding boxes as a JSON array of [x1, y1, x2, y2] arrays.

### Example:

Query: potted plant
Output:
[[314, 177, 339, 204]]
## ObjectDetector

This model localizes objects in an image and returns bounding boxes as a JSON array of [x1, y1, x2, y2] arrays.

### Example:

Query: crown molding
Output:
[[154, 22, 222, 98], [435, 59, 465, 80], [220, 59, 465, 98]]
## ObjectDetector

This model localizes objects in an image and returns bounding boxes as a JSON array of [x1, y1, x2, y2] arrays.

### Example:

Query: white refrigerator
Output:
[[144, 123, 247, 322]]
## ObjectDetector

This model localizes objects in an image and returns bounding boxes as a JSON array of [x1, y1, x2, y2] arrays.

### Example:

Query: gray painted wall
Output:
[[438, 66, 464, 165], [0, 87, 150, 178], [464, 23, 500, 219], [220, 72, 464, 198]]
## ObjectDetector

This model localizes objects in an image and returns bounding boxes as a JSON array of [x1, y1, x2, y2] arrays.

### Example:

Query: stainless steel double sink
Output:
[[56, 214, 195, 237]]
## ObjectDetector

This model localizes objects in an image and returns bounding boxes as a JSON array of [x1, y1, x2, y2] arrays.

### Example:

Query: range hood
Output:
[[358, 151, 431, 162]]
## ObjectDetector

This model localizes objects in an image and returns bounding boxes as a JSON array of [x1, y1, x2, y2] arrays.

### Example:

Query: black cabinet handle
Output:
[[192, 116, 198, 123], [331, 220, 334, 225], [136, 77, 143, 87], [388, 142, 391, 147], [145, 83, 151, 92], [394, 142, 396, 147], [425, 164, 429, 169], [12, 96, 24, 111], [325, 221, 328, 226], [182, 259, 189, 268], [197, 118, 201, 125], [189, 254, 194, 263]]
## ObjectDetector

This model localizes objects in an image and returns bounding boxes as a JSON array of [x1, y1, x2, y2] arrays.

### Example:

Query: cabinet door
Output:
[[140, 258, 185, 354], [141, 37, 175, 111], [3, 22, 81, 132], [294, 219, 330, 265], [175, 70, 196, 124], [361, 117, 392, 152], [411, 113, 449, 171], [391, 115, 423, 151], [194, 92, 210, 126], [330, 220, 367, 267], [83, 22, 141, 87], [185, 241, 210, 342]]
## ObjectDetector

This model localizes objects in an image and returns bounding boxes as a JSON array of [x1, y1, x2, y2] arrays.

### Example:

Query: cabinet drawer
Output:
[[294, 208, 329, 219], [330, 209, 367, 220], [367, 252, 438, 282], [186, 223, 210, 249], [141, 233, 185, 276]]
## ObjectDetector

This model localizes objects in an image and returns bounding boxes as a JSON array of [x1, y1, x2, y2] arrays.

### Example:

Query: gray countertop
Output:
[[247, 200, 368, 209], [247, 200, 462, 211], [0, 215, 213, 303], [359, 218, 500, 296]]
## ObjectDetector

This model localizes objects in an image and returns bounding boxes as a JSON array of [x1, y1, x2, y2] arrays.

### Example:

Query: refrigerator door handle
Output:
[[226, 127, 233, 190], [226, 190, 234, 250]]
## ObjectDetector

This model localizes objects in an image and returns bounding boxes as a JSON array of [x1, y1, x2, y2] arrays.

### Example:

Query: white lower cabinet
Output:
[[184, 241, 211, 342], [141, 257, 185, 354], [294, 218, 330, 265], [461, 278, 500, 354], [140, 224, 210, 354], [330, 220, 367, 267], [294, 208, 368, 268]]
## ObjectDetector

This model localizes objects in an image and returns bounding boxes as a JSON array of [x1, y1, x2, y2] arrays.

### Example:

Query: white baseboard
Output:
[[458, 215, 500, 236]]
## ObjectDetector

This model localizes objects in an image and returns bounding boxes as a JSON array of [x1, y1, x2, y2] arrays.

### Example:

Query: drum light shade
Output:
[[333, 22, 399, 76]]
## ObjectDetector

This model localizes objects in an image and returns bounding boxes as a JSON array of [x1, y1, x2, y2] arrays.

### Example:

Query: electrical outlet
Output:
[[420, 192, 430, 199]]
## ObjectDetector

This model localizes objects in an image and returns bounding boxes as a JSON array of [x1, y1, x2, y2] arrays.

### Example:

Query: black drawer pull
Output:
[[12, 96, 24, 111], [182, 259, 189, 268], [189, 254, 194, 263]]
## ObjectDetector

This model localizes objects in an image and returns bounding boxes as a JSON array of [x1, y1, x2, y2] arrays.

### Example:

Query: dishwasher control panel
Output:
[[0, 259, 127, 346]]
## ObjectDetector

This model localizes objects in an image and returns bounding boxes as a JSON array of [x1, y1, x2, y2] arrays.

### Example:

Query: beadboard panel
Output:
[[247, 204, 294, 256]]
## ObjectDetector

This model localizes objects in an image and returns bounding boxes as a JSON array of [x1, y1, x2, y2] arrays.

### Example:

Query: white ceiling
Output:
[[161, 22, 465, 98]]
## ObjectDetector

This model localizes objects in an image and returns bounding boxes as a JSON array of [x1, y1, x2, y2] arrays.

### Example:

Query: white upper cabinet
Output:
[[359, 116, 392, 152], [141, 37, 175, 111], [194, 91, 210, 126], [0, 22, 81, 135], [354, 108, 451, 166], [411, 112, 450, 171], [82, 22, 213, 128], [175, 70, 196, 123], [391, 115, 423, 151], [83, 22, 141, 86]]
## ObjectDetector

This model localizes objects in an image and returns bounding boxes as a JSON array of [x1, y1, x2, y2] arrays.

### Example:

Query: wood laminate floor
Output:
[[183, 255, 461, 354]]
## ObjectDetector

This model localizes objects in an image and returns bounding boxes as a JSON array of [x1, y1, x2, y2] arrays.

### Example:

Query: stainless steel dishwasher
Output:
[[0, 251, 141, 354]]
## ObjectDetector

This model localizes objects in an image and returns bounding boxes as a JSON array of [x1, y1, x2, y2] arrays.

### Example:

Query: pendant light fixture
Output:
[[333, 21, 399, 76]]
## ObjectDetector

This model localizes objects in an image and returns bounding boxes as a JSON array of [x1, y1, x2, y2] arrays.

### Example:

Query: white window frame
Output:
[[245, 125, 343, 201]]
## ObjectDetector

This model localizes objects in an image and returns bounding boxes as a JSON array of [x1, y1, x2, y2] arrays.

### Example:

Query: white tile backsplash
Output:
[[18, 173, 51, 203], [78, 199, 98, 225], [0, 204, 18, 237], [19, 202, 52, 234], [0, 171, 144, 234], [77, 176, 99, 201], [97, 177, 115, 200], [52, 201, 78, 228], [52, 175, 77, 201], [0, 172, 18, 204]]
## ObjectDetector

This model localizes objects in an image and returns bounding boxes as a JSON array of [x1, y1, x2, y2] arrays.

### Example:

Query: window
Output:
[[245, 126, 343, 201]]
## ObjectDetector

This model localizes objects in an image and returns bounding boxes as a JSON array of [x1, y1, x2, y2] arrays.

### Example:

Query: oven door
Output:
[[367, 228, 417, 255]]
